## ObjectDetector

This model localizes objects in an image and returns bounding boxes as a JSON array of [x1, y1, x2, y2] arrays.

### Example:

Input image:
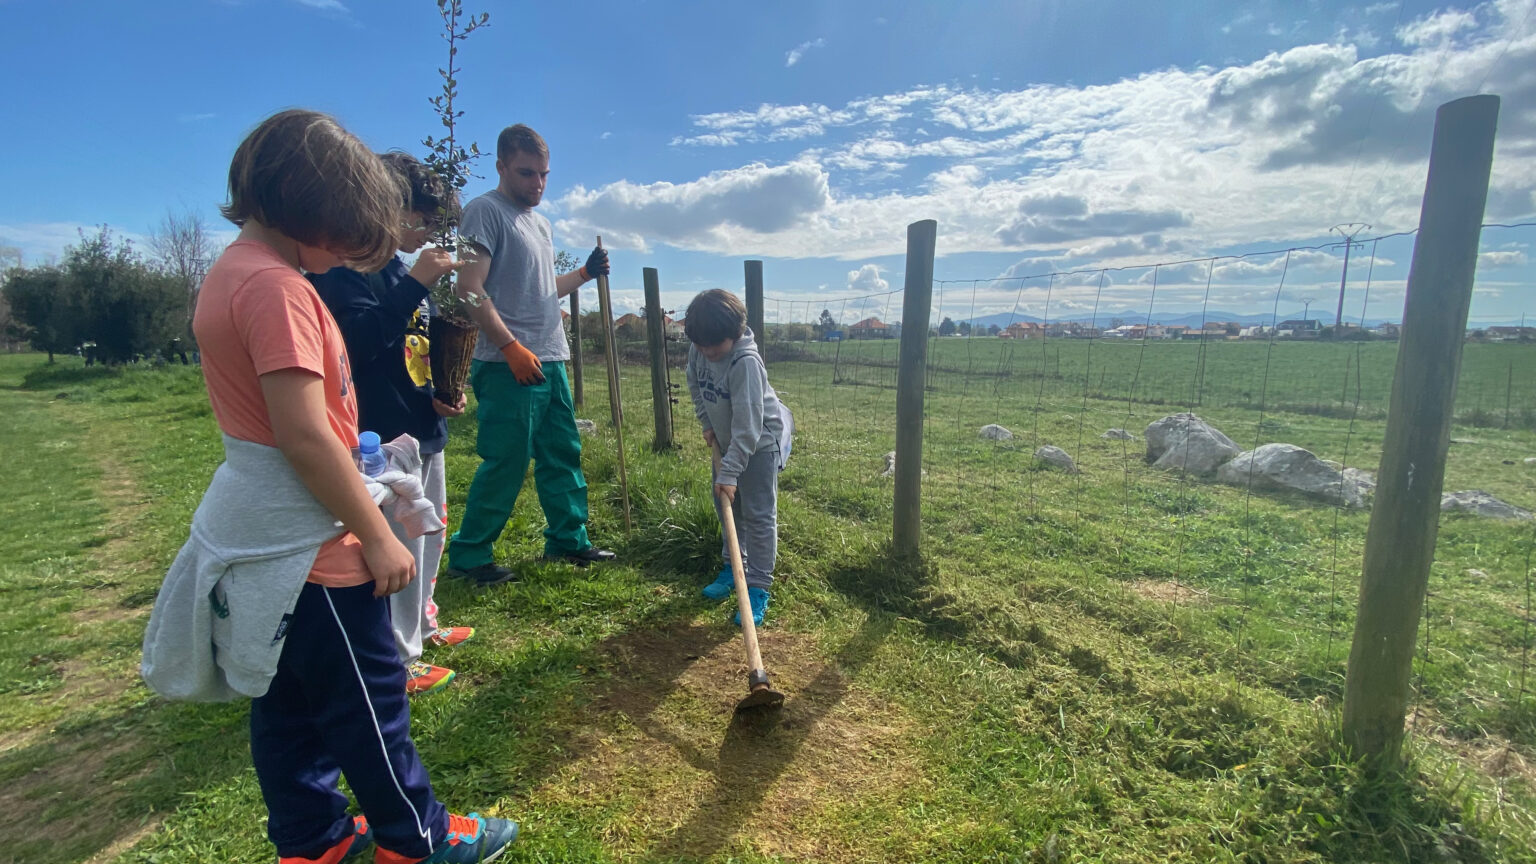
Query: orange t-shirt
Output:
[[194, 239, 371, 588]]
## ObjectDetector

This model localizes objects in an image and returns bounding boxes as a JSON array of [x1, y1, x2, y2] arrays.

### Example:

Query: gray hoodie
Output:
[[686, 327, 791, 486]]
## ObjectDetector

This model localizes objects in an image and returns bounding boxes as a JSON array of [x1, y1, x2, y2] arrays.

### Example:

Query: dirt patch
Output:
[[1129, 579, 1209, 605], [540, 619, 925, 862], [0, 729, 150, 862], [1409, 710, 1536, 793]]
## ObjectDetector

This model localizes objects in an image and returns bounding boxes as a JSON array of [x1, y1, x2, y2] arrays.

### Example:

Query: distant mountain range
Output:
[[959, 309, 1403, 330]]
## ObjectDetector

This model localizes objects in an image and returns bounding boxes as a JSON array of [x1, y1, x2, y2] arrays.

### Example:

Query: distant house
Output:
[[1276, 319, 1321, 338], [1161, 325, 1190, 339], [1239, 325, 1271, 339], [1371, 322, 1400, 339], [848, 317, 891, 339], [999, 321, 1043, 339], [1485, 325, 1534, 342]]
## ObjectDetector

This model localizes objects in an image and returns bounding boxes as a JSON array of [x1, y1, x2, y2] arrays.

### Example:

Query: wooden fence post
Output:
[[593, 236, 633, 531], [1342, 94, 1500, 766], [893, 220, 938, 557], [570, 291, 583, 409], [643, 267, 674, 451], [745, 260, 765, 351]]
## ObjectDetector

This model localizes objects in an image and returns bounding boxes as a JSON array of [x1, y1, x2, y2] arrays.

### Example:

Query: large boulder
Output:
[[1144, 413, 1240, 475], [1440, 490, 1533, 520], [1035, 445, 1078, 473], [1216, 443, 1370, 508], [979, 424, 1014, 441]]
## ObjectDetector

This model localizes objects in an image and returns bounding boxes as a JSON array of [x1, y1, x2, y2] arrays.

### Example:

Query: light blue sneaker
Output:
[[733, 586, 770, 627], [701, 565, 734, 600]]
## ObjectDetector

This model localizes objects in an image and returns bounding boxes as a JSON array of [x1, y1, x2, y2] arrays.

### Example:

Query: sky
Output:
[[1, 0, 1534, 324]]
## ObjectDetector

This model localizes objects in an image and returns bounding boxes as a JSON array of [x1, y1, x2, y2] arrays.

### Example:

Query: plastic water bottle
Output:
[[357, 431, 389, 477]]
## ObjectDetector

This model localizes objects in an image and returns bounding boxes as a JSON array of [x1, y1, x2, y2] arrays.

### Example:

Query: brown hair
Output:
[[221, 109, 401, 271], [496, 124, 549, 163], [684, 289, 747, 346], [378, 151, 460, 229]]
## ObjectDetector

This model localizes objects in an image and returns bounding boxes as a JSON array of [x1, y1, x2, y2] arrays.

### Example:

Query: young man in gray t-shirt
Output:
[[445, 123, 615, 581]]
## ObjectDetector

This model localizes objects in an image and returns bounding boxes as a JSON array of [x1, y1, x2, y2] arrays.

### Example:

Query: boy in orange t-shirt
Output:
[[192, 110, 516, 864]]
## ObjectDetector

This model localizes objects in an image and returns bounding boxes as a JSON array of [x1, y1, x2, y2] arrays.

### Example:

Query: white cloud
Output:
[[1479, 249, 1528, 268], [1396, 8, 1477, 46], [845, 263, 889, 294], [293, 0, 348, 11], [785, 38, 825, 68], [555, 161, 832, 253], [566, 1, 1536, 267]]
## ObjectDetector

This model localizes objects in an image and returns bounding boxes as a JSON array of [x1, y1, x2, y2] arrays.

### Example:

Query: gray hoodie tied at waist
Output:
[[141, 435, 349, 702]]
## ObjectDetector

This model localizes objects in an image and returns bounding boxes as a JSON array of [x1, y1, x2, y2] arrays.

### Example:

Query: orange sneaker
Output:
[[405, 662, 455, 696], [280, 815, 371, 863], [427, 627, 475, 648]]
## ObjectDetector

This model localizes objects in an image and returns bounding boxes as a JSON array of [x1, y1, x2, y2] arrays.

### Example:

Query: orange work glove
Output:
[[500, 338, 545, 385]]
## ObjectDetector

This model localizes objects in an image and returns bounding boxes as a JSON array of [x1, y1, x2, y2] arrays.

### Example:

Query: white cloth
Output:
[[363, 434, 446, 539]]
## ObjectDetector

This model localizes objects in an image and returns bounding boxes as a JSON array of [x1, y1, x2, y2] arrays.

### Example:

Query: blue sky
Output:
[[1, 0, 1533, 323]]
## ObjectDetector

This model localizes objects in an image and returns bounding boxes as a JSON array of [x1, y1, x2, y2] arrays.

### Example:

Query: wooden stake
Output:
[[594, 236, 632, 531]]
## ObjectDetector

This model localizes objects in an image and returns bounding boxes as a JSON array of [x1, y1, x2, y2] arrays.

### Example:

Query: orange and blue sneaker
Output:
[[405, 662, 455, 696], [427, 627, 475, 648], [374, 812, 518, 863], [279, 814, 372, 864]]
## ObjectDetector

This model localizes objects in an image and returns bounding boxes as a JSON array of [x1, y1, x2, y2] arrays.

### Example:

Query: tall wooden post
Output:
[[1343, 95, 1499, 765], [893, 220, 938, 557], [745, 260, 765, 348], [593, 236, 633, 531], [643, 267, 674, 451], [570, 291, 584, 409]]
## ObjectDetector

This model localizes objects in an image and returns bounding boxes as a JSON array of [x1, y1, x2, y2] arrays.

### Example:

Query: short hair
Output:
[[684, 289, 747, 346], [496, 124, 549, 163], [378, 151, 460, 229], [220, 109, 401, 271]]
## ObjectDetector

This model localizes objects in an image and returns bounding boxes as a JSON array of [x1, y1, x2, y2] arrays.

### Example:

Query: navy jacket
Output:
[[309, 257, 448, 455]]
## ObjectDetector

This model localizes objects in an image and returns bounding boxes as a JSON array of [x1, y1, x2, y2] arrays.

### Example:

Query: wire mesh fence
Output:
[[752, 223, 1536, 760]]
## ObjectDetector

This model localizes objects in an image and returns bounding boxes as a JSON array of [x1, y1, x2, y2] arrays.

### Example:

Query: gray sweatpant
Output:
[[714, 446, 779, 590], [389, 449, 447, 664]]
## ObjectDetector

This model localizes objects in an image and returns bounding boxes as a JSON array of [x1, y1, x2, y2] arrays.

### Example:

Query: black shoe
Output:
[[446, 563, 518, 586], [544, 547, 617, 568]]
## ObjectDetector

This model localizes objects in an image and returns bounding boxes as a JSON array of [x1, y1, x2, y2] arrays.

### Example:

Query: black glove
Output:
[[584, 246, 610, 278]]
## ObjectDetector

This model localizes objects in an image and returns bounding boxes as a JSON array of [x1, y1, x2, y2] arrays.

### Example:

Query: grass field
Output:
[[2, 345, 1535, 863]]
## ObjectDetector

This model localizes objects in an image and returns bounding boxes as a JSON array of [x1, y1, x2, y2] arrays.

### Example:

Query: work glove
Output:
[[500, 339, 545, 385], [583, 245, 610, 279]]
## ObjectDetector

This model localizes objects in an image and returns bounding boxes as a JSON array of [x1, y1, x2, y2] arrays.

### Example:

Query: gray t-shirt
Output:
[[461, 189, 570, 363]]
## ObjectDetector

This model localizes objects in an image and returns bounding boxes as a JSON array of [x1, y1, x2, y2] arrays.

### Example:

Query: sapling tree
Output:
[[421, 0, 490, 324]]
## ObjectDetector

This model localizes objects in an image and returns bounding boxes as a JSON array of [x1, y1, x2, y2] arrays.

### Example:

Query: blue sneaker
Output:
[[377, 812, 517, 864], [733, 586, 770, 627], [701, 565, 734, 600]]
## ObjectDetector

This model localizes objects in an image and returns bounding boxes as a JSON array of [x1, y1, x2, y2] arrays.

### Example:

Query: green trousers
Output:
[[447, 360, 590, 569]]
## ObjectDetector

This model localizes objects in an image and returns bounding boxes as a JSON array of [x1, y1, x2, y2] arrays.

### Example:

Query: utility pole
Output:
[[1331, 223, 1371, 330], [1301, 296, 1315, 323]]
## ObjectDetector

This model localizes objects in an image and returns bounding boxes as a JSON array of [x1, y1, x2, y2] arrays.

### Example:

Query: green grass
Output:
[[1, 348, 1534, 863]]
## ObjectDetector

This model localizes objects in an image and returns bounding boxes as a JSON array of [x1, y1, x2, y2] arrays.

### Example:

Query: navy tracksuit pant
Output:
[[251, 582, 448, 860]]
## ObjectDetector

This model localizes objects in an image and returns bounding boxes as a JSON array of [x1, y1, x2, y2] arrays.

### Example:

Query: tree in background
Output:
[[988, 324, 1001, 336], [1, 227, 182, 364], [148, 208, 215, 342], [938, 316, 957, 337], [815, 308, 836, 338], [957, 321, 972, 337]]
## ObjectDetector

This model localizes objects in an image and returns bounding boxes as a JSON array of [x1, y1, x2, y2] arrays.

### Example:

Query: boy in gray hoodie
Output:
[[684, 289, 793, 626]]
